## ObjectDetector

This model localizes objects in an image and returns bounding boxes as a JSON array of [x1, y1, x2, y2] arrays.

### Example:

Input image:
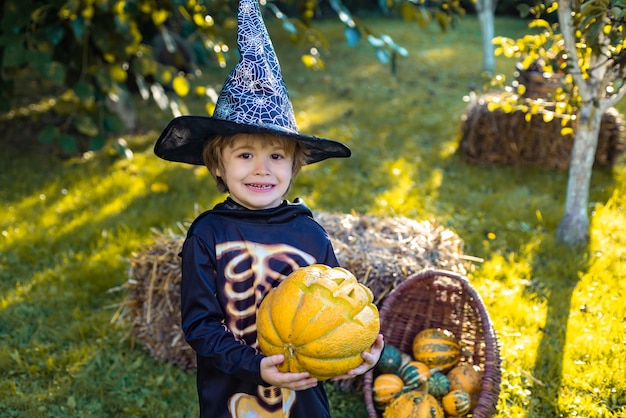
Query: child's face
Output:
[[215, 134, 295, 210]]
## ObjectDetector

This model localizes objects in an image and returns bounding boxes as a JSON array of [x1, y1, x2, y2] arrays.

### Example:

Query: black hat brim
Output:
[[154, 115, 351, 166]]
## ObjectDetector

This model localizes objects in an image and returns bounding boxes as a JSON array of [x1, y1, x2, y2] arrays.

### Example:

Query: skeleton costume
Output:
[[154, 0, 351, 416], [181, 197, 339, 417]]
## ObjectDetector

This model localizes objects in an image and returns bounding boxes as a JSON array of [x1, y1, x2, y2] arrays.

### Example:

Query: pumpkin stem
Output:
[[420, 379, 429, 397], [429, 366, 443, 375]]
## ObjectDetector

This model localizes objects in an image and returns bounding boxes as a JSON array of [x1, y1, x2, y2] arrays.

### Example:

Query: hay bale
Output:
[[113, 228, 194, 371], [459, 94, 625, 169], [114, 213, 474, 376], [516, 69, 563, 99], [315, 212, 470, 306]]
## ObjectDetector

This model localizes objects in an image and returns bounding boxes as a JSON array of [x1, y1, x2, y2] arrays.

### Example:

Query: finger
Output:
[[283, 375, 317, 390], [264, 354, 285, 367]]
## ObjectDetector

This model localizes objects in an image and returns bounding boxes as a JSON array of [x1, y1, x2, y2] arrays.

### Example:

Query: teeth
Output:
[[249, 184, 271, 189]]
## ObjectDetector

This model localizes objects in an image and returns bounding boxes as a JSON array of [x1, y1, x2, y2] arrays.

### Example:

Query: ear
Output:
[[213, 166, 222, 177]]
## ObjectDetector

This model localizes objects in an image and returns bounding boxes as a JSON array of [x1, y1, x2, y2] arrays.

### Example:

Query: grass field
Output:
[[1, 15, 625, 417]]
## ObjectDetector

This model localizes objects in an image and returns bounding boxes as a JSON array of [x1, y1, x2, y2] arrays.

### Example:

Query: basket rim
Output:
[[363, 269, 502, 418]]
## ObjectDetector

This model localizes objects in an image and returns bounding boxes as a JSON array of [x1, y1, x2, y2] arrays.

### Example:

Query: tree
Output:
[[554, 0, 626, 245], [474, 0, 498, 74], [493, 1, 626, 246]]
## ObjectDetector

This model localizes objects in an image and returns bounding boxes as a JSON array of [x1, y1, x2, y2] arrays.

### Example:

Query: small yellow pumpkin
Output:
[[442, 389, 472, 416], [412, 328, 461, 372], [373, 373, 405, 406], [447, 364, 481, 396], [257, 264, 380, 380]]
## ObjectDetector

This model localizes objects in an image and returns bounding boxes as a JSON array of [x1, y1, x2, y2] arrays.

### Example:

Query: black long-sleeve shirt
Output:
[[180, 197, 339, 417]]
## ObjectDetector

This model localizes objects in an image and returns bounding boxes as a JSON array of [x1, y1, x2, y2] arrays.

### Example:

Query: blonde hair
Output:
[[202, 133, 309, 193]]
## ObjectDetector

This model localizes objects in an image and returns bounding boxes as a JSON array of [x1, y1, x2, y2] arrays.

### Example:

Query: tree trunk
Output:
[[475, 0, 495, 74], [556, 101, 604, 245]]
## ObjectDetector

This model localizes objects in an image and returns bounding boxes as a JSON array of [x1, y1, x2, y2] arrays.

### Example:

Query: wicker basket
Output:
[[363, 269, 501, 418]]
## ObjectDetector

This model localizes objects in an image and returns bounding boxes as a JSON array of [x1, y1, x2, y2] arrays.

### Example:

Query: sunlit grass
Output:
[[1, 15, 626, 417]]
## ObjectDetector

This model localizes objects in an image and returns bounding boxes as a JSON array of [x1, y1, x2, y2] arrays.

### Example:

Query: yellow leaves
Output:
[[561, 127, 575, 137], [528, 19, 552, 31], [158, 68, 173, 84], [543, 111, 555, 123], [205, 102, 216, 116], [113, 1, 125, 15], [81, 5, 94, 20], [151, 9, 169, 26], [546, 2, 558, 13], [492, 36, 519, 58], [109, 65, 127, 82], [103, 53, 116, 63], [487, 101, 499, 112], [194, 85, 206, 97], [301, 54, 325, 71], [172, 76, 189, 97], [525, 112, 533, 122], [500, 102, 515, 113], [193, 13, 213, 28]]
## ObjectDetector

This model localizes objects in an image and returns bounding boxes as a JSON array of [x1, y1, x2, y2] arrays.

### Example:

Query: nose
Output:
[[253, 157, 271, 175]]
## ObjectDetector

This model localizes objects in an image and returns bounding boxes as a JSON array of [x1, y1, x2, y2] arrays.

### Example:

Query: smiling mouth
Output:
[[247, 183, 273, 190]]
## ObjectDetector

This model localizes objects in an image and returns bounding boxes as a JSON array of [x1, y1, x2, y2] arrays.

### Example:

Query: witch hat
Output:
[[154, 0, 351, 165]]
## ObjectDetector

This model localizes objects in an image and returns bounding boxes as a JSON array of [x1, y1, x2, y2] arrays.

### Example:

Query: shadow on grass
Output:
[[526, 238, 589, 416]]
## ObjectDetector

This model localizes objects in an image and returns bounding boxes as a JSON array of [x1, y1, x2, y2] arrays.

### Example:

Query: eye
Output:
[[271, 153, 285, 160], [239, 152, 252, 159]]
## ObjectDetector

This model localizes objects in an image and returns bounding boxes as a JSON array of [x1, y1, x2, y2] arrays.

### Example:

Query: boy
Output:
[[154, 0, 383, 416]]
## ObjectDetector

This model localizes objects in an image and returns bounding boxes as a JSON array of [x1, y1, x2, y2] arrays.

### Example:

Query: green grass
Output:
[[2, 15, 626, 417]]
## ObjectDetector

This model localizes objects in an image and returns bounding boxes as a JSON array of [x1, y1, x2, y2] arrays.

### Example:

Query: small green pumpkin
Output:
[[400, 363, 425, 389], [427, 372, 451, 398], [376, 344, 403, 374]]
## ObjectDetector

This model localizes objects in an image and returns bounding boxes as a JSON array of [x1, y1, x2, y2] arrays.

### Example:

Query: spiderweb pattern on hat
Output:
[[214, 0, 297, 133]]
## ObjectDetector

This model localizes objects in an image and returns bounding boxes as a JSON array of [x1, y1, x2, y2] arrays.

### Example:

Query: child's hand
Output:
[[260, 354, 319, 391], [331, 333, 385, 381]]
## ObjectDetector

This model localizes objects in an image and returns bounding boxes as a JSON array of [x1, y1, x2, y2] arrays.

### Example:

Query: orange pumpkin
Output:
[[373, 373, 405, 406], [382, 390, 425, 417], [402, 360, 435, 380], [447, 364, 481, 396], [412, 328, 461, 372], [257, 264, 380, 380], [414, 394, 444, 418], [384, 391, 443, 418], [442, 389, 472, 416]]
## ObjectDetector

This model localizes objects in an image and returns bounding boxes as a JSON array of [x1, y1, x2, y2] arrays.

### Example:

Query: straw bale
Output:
[[315, 212, 469, 306], [459, 94, 625, 169], [114, 213, 473, 376]]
